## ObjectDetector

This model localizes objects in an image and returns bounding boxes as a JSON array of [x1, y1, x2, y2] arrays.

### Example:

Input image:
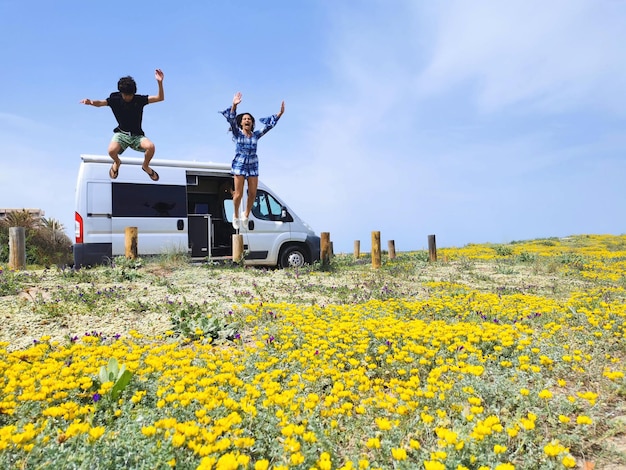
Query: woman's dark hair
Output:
[[236, 113, 255, 131], [118, 76, 137, 95]]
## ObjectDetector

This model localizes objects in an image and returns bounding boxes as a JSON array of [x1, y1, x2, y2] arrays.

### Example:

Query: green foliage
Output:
[[517, 251, 537, 263], [0, 211, 72, 266], [167, 298, 239, 342], [25, 283, 127, 317], [0, 268, 23, 296], [557, 252, 587, 271], [407, 250, 430, 262], [98, 357, 133, 401], [493, 244, 514, 256], [102, 256, 144, 281]]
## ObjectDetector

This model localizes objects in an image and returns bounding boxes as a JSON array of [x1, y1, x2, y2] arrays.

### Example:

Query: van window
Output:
[[87, 182, 111, 215], [252, 190, 283, 220], [223, 199, 234, 222], [112, 183, 187, 217]]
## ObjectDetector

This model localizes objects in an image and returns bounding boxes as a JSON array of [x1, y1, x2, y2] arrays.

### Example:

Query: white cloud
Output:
[[416, 0, 626, 114]]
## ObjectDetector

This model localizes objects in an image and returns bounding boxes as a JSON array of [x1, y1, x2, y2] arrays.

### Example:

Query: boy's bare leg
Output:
[[139, 138, 156, 172], [108, 141, 122, 170], [108, 141, 122, 178]]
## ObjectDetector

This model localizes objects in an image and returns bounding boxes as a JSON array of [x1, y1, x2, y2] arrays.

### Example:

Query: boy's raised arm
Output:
[[148, 69, 164, 104]]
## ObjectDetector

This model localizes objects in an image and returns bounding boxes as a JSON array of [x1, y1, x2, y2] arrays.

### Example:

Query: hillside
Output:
[[1, 234, 625, 469]]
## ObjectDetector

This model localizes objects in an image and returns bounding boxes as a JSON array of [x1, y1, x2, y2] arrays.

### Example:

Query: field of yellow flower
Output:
[[1, 234, 625, 469]]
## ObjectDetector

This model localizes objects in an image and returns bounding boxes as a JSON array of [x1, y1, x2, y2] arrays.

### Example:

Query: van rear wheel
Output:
[[279, 245, 308, 268]]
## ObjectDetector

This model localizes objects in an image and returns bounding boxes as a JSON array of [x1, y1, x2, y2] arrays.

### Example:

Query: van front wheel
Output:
[[279, 245, 308, 268]]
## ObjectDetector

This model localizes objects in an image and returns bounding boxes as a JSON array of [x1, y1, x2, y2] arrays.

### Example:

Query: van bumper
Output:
[[73, 243, 112, 268]]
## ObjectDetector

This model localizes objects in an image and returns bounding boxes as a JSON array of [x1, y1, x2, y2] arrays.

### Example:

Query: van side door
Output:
[[111, 183, 188, 256]]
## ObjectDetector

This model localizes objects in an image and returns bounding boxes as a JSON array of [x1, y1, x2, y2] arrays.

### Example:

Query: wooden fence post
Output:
[[232, 234, 244, 263], [125, 227, 138, 259], [428, 234, 437, 262], [354, 240, 360, 259], [321, 232, 331, 266], [388, 240, 396, 259], [9, 227, 26, 270], [371, 231, 381, 269]]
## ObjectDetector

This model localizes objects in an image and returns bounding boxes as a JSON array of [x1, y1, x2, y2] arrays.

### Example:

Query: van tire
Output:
[[279, 244, 309, 268]]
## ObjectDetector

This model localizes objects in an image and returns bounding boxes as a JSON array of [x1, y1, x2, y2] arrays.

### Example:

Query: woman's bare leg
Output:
[[233, 175, 245, 218], [244, 177, 258, 218]]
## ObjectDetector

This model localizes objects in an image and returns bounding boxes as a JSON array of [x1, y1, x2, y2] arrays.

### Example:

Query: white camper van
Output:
[[73, 155, 320, 268]]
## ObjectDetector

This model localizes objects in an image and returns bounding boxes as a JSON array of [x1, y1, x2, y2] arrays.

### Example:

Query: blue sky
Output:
[[1, 0, 625, 253]]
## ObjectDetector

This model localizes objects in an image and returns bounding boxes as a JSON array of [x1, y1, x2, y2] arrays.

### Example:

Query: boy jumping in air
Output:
[[80, 69, 165, 181]]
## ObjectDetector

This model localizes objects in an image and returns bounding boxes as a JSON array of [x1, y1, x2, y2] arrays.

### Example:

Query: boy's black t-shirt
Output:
[[106, 92, 149, 135]]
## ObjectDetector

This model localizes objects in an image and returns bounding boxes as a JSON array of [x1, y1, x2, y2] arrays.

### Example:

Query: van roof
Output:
[[80, 154, 231, 171]]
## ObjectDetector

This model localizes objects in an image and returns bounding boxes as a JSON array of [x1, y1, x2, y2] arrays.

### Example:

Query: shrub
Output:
[[0, 211, 72, 266]]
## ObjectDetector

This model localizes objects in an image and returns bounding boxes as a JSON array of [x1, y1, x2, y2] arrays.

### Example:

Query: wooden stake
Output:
[[232, 234, 244, 263], [9, 227, 26, 270], [428, 234, 437, 262], [125, 227, 138, 259], [321, 232, 331, 265], [388, 240, 396, 259], [354, 240, 361, 259], [372, 231, 381, 269]]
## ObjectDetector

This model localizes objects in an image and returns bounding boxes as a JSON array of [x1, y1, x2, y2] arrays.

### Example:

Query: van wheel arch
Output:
[[278, 243, 310, 268]]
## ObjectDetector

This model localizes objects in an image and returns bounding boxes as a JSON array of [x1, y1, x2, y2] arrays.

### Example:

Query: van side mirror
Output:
[[280, 207, 294, 222]]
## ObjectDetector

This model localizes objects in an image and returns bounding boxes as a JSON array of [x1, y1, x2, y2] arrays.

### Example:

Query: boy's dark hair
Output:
[[117, 76, 137, 95], [236, 113, 255, 131]]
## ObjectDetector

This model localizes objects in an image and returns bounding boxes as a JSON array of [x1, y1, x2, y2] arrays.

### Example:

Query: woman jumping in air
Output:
[[221, 92, 284, 230]]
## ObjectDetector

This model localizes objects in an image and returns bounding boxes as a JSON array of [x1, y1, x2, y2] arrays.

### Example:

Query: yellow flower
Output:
[[391, 447, 407, 460], [468, 396, 481, 405], [290, 452, 305, 465], [538, 389, 553, 399], [576, 415, 593, 425], [558, 415, 571, 424], [366, 437, 381, 449], [544, 441, 567, 457], [254, 460, 270, 470], [424, 461, 445, 470], [494, 464, 515, 470], [171, 433, 185, 447], [216, 452, 239, 470], [141, 426, 156, 437], [562, 455, 577, 468], [375, 417, 393, 430], [88, 426, 105, 441], [494, 444, 507, 454]]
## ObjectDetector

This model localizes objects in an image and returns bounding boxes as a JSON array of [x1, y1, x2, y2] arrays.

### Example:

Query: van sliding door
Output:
[[111, 183, 188, 256]]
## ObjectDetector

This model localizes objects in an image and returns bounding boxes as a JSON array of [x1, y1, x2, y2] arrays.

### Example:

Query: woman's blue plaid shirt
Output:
[[222, 108, 278, 157]]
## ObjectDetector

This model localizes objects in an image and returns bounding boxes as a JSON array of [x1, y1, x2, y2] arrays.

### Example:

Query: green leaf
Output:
[[110, 370, 133, 401], [99, 365, 108, 384], [108, 357, 119, 378]]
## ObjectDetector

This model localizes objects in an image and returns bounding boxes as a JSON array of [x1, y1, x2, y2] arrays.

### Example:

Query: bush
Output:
[[0, 210, 72, 266]]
